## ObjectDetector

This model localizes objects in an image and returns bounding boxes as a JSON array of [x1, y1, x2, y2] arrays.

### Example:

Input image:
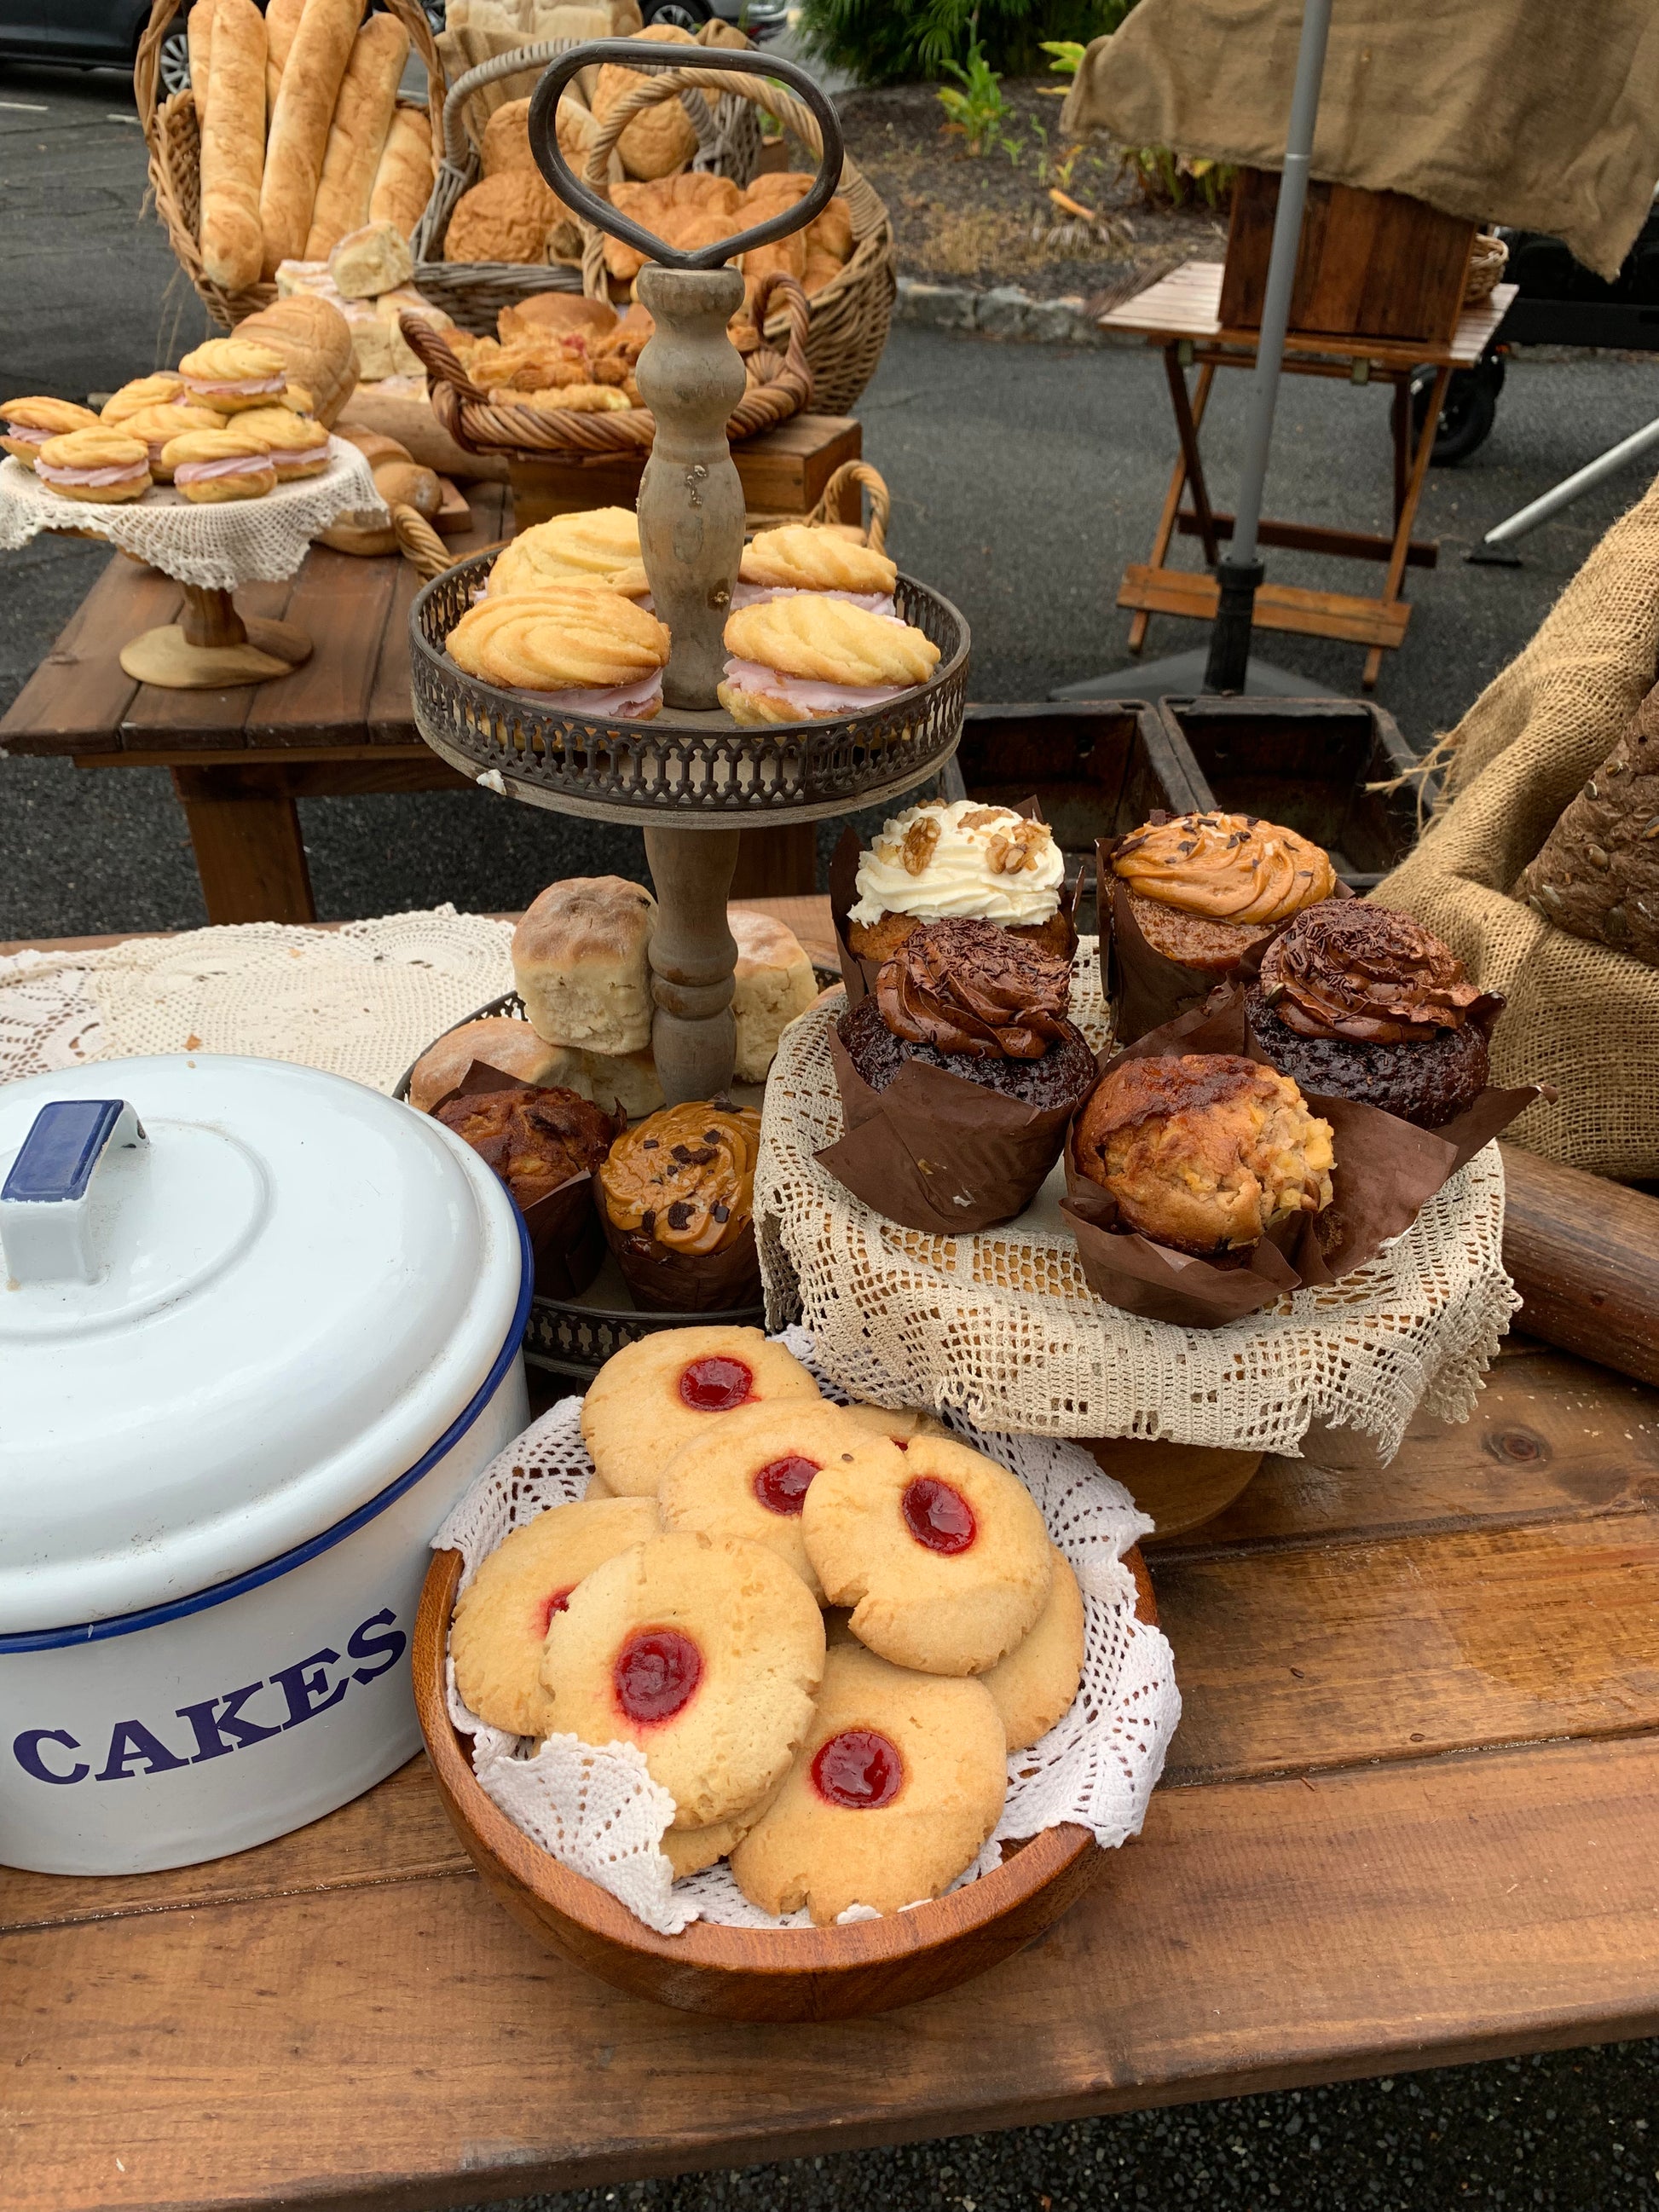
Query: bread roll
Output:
[[188, 0, 216, 130], [730, 908, 818, 1083], [481, 96, 534, 177], [374, 457, 442, 517], [303, 12, 409, 260], [198, 0, 266, 292], [259, 0, 363, 279], [368, 104, 435, 238], [264, 0, 305, 112], [445, 171, 562, 265], [236, 292, 357, 425], [512, 877, 657, 1054], [592, 24, 699, 183]]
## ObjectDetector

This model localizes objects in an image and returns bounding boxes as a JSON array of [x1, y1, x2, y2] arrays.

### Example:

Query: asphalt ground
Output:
[[6, 56, 1659, 2212]]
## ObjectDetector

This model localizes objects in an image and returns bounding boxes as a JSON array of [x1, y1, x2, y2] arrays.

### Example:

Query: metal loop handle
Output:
[[527, 42, 844, 273]]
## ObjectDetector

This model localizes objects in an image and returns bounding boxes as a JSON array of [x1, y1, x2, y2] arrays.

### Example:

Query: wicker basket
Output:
[[399, 268, 812, 461], [1464, 231, 1510, 305], [807, 460, 889, 552], [136, 0, 446, 332], [408, 41, 761, 337], [576, 66, 895, 415]]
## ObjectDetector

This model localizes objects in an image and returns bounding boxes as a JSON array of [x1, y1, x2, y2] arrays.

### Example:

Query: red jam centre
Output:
[[536, 1585, 575, 1636], [678, 1355, 754, 1413], [901, 1476, 977, 1555], [613, 1628, 702, 1724], [752, 1454, 819, 1516], [811, 1729, 904, 1810]]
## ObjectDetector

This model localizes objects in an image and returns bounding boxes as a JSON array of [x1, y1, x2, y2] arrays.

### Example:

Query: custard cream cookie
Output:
[[720, 597, 940, 725], [163, 427, 278, 503], [730, 1643, 1008, 1923], [581, 1325, 823, 1498], [802, 1432, 1053, 1676], [3, 396, 101, 465], [232, 406, 331, 481], [101, 373, 188, 424], [978, 1546, 1085, 1752], [538, 1530, 826, 1829], [33, 427, 151, 503], [445, 586, 670, 720], [488, 507, 641, 595], [733, 524, 898, 617], [177, 337, 289, 410], [118, 403, 229, 480], [450, 1496, 661, 1737]]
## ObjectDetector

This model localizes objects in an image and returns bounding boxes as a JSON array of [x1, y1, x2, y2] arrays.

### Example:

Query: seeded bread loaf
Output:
[[1514, 680, 1659, 968]]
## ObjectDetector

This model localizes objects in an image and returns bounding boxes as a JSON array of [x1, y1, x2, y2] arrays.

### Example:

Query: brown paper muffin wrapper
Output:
[[830, 801, 1085, 1008], [817, 1021, 1085, 1234], [599, 1208, 764, 1314], [425, 1058, 614, 1302], [1229, 922, 1508, 1043], [1059, 996, 1546, 1329]]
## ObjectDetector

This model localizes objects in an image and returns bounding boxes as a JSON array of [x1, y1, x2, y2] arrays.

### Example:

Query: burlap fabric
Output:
[[1061, 0, 1659, 281], [1373, 473, 1659, 1180]]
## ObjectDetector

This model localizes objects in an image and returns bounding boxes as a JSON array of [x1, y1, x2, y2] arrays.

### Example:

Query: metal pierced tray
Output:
[[408, 554, 970, 827]]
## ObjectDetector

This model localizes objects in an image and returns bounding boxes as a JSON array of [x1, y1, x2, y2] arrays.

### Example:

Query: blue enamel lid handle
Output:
[[0, 1099, 147, 1285]]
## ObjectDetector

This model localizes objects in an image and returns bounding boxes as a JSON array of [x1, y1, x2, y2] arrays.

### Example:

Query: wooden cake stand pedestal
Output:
[[118, 581, 315, 690]]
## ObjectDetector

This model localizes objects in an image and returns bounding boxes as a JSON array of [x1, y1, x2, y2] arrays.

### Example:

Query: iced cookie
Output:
[[978, 1546, 1085, 1752], [449, 1496, 660, 1737], [539, 1530, 825, 1828], [801, 1432, 1052, 1675], [580, 1325, 822, 1498], [730, 1643, 1008, 1923]]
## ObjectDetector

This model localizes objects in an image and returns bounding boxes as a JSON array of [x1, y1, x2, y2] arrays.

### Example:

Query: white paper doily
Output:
[[755, 957, 1520, 1464], [433, 1327, 1180, 1938], [0, 444, 383, 590]]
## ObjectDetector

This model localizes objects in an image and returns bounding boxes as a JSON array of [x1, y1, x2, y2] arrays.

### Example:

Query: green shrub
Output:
[[797, 0, 1136, 88]]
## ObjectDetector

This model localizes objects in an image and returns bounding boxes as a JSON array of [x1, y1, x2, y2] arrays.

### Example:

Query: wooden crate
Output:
[[1156, 695, 1428, 892], [1218, 168, 1476, 349]]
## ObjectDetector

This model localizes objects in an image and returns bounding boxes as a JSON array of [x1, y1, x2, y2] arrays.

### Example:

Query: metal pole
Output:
[[1205, 0, 1335, 691], [1469, 413, 1659, 563]]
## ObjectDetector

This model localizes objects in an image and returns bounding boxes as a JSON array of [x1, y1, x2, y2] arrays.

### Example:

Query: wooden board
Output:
[[1118, 561, 1413, 650]]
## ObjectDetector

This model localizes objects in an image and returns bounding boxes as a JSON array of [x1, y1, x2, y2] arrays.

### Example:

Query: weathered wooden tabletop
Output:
[[5, 1327, 1657, 2212]]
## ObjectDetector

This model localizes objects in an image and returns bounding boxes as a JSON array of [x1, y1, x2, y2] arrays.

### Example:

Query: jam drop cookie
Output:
[[978, 1547, 1085, 1752], [449, 1496, 661, 1737], [580, 1326, 822, 1497], [539, 1530, 825, 1828], [801, 1433, 1052, 1675], [730, 1643, 1008, 1923]]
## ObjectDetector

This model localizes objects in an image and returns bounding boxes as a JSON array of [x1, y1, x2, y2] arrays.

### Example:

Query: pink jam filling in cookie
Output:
[[901, 1476, 976, 1556], [536, 1585, 575, 1635], [613, 1627, 702, 1723], [678, 1355, 754, 1412], [752, 1454, 819, 1516], [811, 1728, 904, 1809]]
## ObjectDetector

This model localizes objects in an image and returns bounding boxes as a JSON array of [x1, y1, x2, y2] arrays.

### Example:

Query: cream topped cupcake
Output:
[[34, 426, 151, 503], [731, 523, 899, 618], [177, 338, 290, 411], [847, 798, 1069, 960], [719, 597, 939, 726], [2, 396, 101, 466]]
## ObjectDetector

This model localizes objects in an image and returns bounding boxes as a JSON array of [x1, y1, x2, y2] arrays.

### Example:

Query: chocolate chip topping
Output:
[[875, 916, 1072, 1061], [1259, 904, 1499, 1044]]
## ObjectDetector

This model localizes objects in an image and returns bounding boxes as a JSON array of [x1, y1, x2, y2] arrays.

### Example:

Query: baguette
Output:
[[187, 0, 216, 130], [259, 0, 364, 279], [303, 13, 409, 258], [198, 0, 266, 292], [263, 0, 306, 113], [368, 104, 435, 238]]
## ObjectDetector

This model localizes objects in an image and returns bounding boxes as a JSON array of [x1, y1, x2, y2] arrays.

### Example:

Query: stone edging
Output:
[[894, 275, 1121, 346]]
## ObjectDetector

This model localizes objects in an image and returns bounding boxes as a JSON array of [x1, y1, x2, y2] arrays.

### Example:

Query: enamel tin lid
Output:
[[0, 1056, 525, 1634]]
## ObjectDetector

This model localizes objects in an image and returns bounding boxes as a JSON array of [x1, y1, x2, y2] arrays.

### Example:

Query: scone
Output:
[[32, 427, 151, 503], [978, 1547, 1085, 1752], [730, 906, 818, 1082], [2, 396, 101, 465], [801, 1431, 1054, 1676], [847, 798, 1072, 961], [732, 524, 898, 617], [720, 597, 941, 725], [581, 1325, 823, 1499], [730, 1643, 1008, 1924], [597, 1101, 763, 1313], [176, 337, 290, 409], [445, 586, 671, 719], [228, 405, 331, 481], [100, 374, 187, 424], [538, 1529, 826, 1828], [162, 426, 277, 503], [408, 1016, 593, 1115], [116, 402, 229, 480], [449, 1496, 661, 1737], [1072, 1053, 1335, 1255], [487, 508, 643, 596], [512, 875, 656, 1053], [1111, 812, 1338, 978]]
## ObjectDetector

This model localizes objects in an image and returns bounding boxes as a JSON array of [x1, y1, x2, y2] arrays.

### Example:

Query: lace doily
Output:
[[0, 909, 513, 1094], [755, 955, 1520, 1464], [0, 444, 382, 591], [434, 1327, 1179, 1938]]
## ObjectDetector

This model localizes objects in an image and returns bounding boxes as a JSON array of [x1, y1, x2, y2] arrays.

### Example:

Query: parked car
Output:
[[642, 0, 789, 28], [0, 0, 182, 77]]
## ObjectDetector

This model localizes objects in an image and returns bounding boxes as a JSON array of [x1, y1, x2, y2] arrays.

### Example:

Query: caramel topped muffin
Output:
[[1112, 812, 1337, 977], [600, 1103, 761, 1256], [436, 1084, 620, 1203]]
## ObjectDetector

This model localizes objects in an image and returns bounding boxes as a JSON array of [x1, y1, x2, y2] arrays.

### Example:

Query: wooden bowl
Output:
[[413, 1545, 1158, 2020]]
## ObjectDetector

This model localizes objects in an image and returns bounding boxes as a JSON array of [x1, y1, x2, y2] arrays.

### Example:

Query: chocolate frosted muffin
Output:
[[1112, 812, 1338, 978], [1245, 904, 1502, 1129], [839, 917, 1097, 1110]]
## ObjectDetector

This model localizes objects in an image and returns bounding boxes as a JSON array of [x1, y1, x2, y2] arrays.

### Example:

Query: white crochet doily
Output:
[[0, 444, 382, 590], [755, 953, 1520, 1465], [433, 1327, 1180, 1938], [0, 909, 513, 1095]]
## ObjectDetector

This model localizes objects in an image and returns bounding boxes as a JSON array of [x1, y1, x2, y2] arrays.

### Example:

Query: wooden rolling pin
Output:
[[1500, 1141, 1659, 1386]]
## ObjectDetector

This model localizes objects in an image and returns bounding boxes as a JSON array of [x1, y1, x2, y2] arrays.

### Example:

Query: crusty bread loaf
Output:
[[188, 0, 217, 131], [481, 96, 534, 176], [445, 171, 562, 265], [259, 0, 363, 279], [236, 292, 357, 425], [303, 12, 409, 260], [263, 0, 304, 112], [198, 0, 266, 293], [368, 104, 434, 238], [592, 24, 699, 182]]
